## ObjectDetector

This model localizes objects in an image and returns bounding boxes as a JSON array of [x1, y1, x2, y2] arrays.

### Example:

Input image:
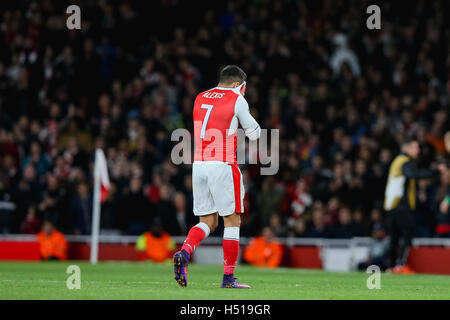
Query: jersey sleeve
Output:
[[402, 161, 439, 179], [235, 95, 261, 141]]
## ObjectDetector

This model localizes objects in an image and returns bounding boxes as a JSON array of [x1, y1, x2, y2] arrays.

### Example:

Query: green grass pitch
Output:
[[1, 261, 449, 300]]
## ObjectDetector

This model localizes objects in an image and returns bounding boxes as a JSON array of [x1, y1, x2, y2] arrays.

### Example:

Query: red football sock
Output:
[[223, 227, 240, 275], [181, 222, 210, 256]]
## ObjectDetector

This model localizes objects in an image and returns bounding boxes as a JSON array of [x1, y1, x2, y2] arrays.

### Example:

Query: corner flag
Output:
[[90, 148, 110, 264]]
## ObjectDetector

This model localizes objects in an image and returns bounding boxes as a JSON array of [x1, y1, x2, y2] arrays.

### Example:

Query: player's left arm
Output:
[[235, 95, 261, 141]]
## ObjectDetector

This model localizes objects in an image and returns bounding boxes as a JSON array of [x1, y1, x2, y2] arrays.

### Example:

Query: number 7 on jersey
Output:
[[200, 104, 214, 139]]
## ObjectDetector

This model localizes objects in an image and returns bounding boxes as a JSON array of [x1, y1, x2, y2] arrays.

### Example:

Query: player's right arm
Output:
[[235, 95, 261, 141]]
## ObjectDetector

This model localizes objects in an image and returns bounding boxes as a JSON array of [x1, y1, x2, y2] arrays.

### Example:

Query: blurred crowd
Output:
[[0, 0, 450, 239]]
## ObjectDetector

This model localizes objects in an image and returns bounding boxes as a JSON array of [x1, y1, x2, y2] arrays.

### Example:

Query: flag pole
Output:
[[90, 149, 101, 265]]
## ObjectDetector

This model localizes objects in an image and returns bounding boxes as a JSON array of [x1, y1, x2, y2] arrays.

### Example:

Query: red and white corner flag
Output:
[[96, 148, 110, 203], [90, 148, 110, 264]]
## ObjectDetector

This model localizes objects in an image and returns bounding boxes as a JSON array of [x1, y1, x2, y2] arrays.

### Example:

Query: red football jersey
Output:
[[193, 86, 260, 164]]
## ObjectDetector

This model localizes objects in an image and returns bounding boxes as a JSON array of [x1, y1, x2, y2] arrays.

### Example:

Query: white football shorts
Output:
[[192, 161, 244, 216]]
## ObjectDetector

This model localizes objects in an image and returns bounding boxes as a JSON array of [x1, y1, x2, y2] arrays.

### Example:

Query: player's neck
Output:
[[217, 83, 236, 88]]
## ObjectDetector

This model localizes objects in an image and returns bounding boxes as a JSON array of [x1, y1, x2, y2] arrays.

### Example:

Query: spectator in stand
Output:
[[329, 33, 361, 78], [290, 178, 312, 221], [173, 191, 197, 236], [21, 141, 51, 178], [269, 214, 288, 238], [306, 206, 332, 238], [0, 176, 17, 234], [369, 208, 385, 231], [117, 176, 154, 235], [18, 164, 41, 202], [0, 129, 20, 174], [324, 196, 341, 225], [244, 227, 283, 268], [61, 136, 91, 172], [38, 174, 65, 227], [36, 220, 68, 261], [68, 181, 92, 235], [334, 206, 356, 239], [352, 208, 367, 237], [288, 217, 307, 238], [20, 205, 41, 234], [156, 184, 181, 236], [256, 177, 285, 227]]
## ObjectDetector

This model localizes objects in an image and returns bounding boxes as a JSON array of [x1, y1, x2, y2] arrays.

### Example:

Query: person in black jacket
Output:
[[154, 184, 177, 235], [117, 176, 154, 235], [384, 137, 447, 273]]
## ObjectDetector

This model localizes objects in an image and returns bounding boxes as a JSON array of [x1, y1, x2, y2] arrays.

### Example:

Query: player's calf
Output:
[[221, 221, 249, 288], [181, 222, 212, 256]]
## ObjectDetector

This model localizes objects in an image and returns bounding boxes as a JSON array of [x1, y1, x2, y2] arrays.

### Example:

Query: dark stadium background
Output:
[[0, 0, 449, 247]]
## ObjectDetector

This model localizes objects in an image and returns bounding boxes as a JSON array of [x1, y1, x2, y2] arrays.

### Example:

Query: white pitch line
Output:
[[1, 279, 196, 285]]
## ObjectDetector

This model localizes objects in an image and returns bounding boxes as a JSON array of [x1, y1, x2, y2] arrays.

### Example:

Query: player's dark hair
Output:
[[219, 65, 247, 84], [402, 135, 418, 147]]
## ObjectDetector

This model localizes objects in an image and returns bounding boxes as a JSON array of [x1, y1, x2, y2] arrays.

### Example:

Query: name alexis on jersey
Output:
[[202, 92, 225, 98]]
